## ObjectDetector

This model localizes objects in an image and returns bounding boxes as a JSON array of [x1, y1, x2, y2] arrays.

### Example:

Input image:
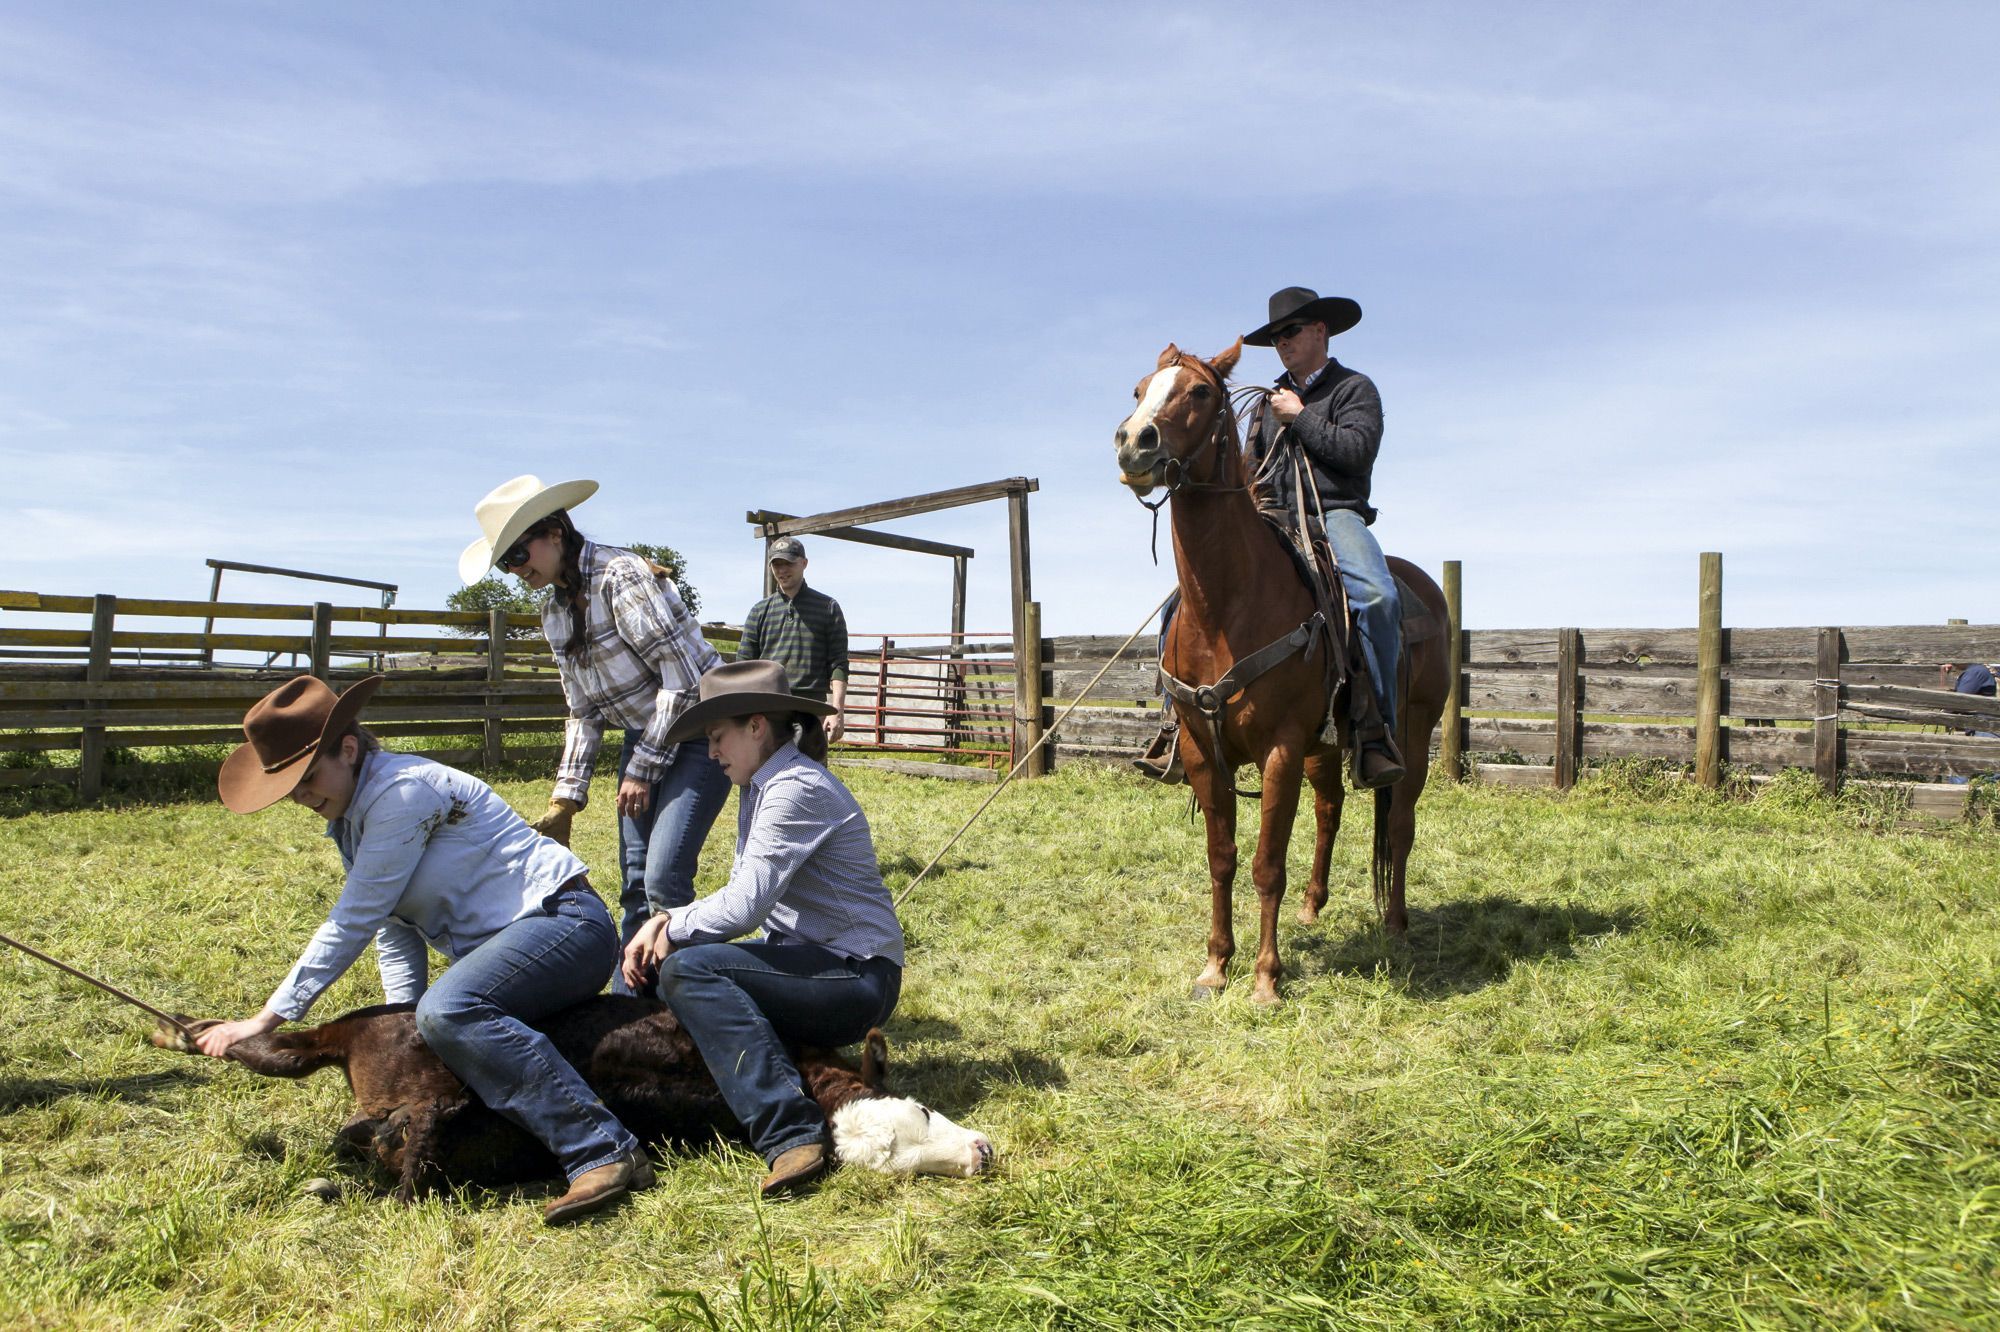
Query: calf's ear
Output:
[[861, 1029, 889, 1091]]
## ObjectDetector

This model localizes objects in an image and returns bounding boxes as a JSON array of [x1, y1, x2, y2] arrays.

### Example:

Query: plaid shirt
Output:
[[547, 541, 721, 806], [737, 584, 848, 701]]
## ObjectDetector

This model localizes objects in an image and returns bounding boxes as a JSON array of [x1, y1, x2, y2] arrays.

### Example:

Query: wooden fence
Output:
[[1039, 555, 2000, 820], [0, 590, 1039, 798]]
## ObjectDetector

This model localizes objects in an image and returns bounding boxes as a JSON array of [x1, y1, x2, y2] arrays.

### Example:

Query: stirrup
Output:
[[1350, 728, 1406, 791], [1131, 719, 1185, 785]]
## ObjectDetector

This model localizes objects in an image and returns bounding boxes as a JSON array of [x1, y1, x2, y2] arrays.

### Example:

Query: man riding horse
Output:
[[1135, 286, 1408, 790]]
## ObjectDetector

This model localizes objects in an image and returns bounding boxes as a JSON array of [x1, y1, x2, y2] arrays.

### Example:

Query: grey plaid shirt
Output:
[[547, 541, 721, 806]]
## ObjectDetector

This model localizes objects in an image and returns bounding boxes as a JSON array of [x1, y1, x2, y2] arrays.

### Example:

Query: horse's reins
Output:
[[0, 930, 198, 1040]]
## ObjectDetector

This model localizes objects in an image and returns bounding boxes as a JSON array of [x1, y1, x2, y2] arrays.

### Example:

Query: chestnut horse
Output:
[[1114, 340, 1451, 1004]]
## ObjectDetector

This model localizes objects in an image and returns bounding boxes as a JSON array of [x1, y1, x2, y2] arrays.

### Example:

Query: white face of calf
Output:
[[830, 1096, 994, 1178]]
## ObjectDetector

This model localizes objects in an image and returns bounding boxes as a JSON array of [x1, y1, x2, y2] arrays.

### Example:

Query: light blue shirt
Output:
[[266, 750, 588, 1020], [665, 743, 904, 966]]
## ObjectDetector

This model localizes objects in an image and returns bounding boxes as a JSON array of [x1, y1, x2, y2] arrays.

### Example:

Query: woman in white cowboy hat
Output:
[[198, 674, 654, 1225], [619, 659, 912, 1198], [462, 475, 732, 997]]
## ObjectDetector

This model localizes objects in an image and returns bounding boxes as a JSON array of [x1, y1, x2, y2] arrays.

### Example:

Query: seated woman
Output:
[[621, 660, 904, 1197], [196, 674, 652, 1225]]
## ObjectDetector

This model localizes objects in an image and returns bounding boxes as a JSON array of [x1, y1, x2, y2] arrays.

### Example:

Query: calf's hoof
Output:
[[544, 1150, 656, 1226]]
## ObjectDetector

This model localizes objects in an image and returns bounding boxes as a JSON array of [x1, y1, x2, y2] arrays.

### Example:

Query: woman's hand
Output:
[[616, 776, 652, 819], [621, 915, 673, 992], [194, 1009, 283, 1059]]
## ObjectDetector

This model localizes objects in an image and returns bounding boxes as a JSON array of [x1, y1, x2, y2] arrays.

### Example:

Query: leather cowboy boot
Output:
[[1130, 712, 1185, 785], [1346, 666, 1406, 790], [543, 1148, 656, 1226]]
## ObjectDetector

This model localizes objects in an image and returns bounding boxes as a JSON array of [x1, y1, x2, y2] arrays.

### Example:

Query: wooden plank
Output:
[[1465, 716, 1557, 758], [483, 607, 506, 769], [1018, 602, 1046, 777], [0, 702, 574, 729], [1845, 731, 2000, 780], [1465, 624, 1998, 668], [0, 767, 73, 788], [79, 595, 114, 802], [0, 590, 503, 627], [1845, 682, 2000, 721], [759, 477, 1037, 538], [309, 603, 333, 679], [1580, 721, 1695, 762], [1048, 664, 1158, 703], [1694, 553, 1723, 787], [1556, 628, 1581, 789], [1442, 559, 1464, 780], [1474, 763, 1556, 788], [745, 510, 975, 559], [0, 679, 565, 701], [1814, 628, 1842, 793]]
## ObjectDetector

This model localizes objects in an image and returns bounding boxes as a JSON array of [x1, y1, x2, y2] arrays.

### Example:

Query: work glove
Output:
[[531, 797, 580, 847]]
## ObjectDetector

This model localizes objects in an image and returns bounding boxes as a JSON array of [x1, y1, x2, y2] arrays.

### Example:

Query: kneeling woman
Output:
[[196, 674, 652, 1225], [621, 660, 903, 1197]]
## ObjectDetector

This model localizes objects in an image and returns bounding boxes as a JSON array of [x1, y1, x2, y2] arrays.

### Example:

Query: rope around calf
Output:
[[892, 589, 1174, 909]]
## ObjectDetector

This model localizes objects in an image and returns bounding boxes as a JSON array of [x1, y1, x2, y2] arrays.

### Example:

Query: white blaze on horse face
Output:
[[830, 1097, 995, 1178], [1122, 366, 1180, 443]]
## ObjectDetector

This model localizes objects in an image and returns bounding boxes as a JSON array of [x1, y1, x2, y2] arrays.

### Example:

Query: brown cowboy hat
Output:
[[661, 660, 835, 747], [218, 674, 385, 813], [1243, 286, 1363, 346]]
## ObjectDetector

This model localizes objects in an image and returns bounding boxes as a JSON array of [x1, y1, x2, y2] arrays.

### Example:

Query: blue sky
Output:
[[3, 2, 1995, 641]]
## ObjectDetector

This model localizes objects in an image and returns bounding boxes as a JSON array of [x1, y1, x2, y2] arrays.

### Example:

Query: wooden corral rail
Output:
[[1, 590, 563, 799], [1036, 556, 1999, 821], [0, 592, 1033, 798]]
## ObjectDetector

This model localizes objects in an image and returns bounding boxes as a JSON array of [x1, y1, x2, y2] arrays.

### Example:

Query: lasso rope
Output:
[[0, 930, 197, 1039], [892, 589, 1175, 908]]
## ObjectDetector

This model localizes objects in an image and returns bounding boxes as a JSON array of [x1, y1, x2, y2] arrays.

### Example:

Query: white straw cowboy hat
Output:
[[662, 660, 835, 747], [458, 475, 599, 584], [218, 674, 384, 814]]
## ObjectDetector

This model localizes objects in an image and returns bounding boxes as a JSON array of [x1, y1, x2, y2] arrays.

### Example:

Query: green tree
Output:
[[446, 575, 545, 639], [628, 542, 702, 618]]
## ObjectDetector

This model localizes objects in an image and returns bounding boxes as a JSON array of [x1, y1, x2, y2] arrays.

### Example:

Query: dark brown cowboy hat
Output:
[[1243, 286, 1363, 346], [218, 674, 384, 813], [661, 660, 835, 747]]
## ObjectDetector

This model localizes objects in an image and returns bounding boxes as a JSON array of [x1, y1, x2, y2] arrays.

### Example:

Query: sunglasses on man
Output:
[[1272, 323, 1308, 341]]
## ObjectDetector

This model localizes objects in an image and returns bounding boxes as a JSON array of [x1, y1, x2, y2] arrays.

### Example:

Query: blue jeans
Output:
[[611, 732, 732, 997], [1324, 509, 1400, 735], [657, 941, 901, 1162], [1155, 509, 1401, 734], [413, 884, 637, 1181]]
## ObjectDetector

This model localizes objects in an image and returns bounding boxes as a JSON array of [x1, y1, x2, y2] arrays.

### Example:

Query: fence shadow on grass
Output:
[[1290, 894, 1643, 999], [0, 1066, 211, 1113]]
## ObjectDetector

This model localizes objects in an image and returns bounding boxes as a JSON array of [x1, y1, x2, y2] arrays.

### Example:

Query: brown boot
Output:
[[759, 1142, 829, 1198], [543, 1149, 656, 1226], [1130, 717, 1184, 785], [1351, 733, 1407, 791]]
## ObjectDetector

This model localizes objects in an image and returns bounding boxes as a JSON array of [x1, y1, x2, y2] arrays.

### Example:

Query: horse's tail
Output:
[[1371, 787, 1393, 916]]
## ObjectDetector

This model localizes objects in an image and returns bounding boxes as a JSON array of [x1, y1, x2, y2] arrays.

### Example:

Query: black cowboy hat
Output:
[[1243, 286, 1363, 346], [661, 660, 836, 747]]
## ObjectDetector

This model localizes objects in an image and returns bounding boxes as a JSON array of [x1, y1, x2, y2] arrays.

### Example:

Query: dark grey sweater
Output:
[[1247, 359, 1384, 525]]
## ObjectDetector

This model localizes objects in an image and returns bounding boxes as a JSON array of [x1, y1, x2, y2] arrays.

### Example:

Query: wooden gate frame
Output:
[[745, 476, 1046, 776]]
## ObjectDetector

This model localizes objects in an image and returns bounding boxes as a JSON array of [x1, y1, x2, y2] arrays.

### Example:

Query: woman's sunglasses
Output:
[[495, 539, 534, 571]]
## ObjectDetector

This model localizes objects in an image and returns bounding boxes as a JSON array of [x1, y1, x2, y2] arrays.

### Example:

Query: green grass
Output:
[[2, 761, 1997, 1329]]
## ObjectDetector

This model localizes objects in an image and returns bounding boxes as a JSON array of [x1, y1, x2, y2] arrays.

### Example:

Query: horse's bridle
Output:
[[1129, 360, 1277, 561]]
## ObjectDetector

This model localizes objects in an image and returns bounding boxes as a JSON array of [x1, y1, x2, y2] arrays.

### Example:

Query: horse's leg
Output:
[[1378, 719, 1436, 936], [1298, 749, 1344, 925], [1185, 756, 1237, 998], [1247, 739, 1307, 1006]]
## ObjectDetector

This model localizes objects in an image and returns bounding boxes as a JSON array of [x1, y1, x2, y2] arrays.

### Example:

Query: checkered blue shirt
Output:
[[546, 541, 721, 806]]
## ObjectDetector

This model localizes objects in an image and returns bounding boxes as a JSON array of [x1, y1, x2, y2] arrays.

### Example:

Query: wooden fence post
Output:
[[1556, 627, 1582, 789], [1694, 552, 1723, 787], [309, 602, 333, 680], [1441, 560, 1464, 780], [1018, 600, 1046, 777], [1815, 627, 1842, 795], [78, 594, 116, 802], [483, 607, 507, 769]]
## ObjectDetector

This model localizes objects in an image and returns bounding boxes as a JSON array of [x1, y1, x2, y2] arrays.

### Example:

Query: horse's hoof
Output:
[[1249, 987, 1282, 1007], [1297, 906, 1321, 926], [302, 1177, 341, 1203], [1189, 983, 1223, 1001]]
